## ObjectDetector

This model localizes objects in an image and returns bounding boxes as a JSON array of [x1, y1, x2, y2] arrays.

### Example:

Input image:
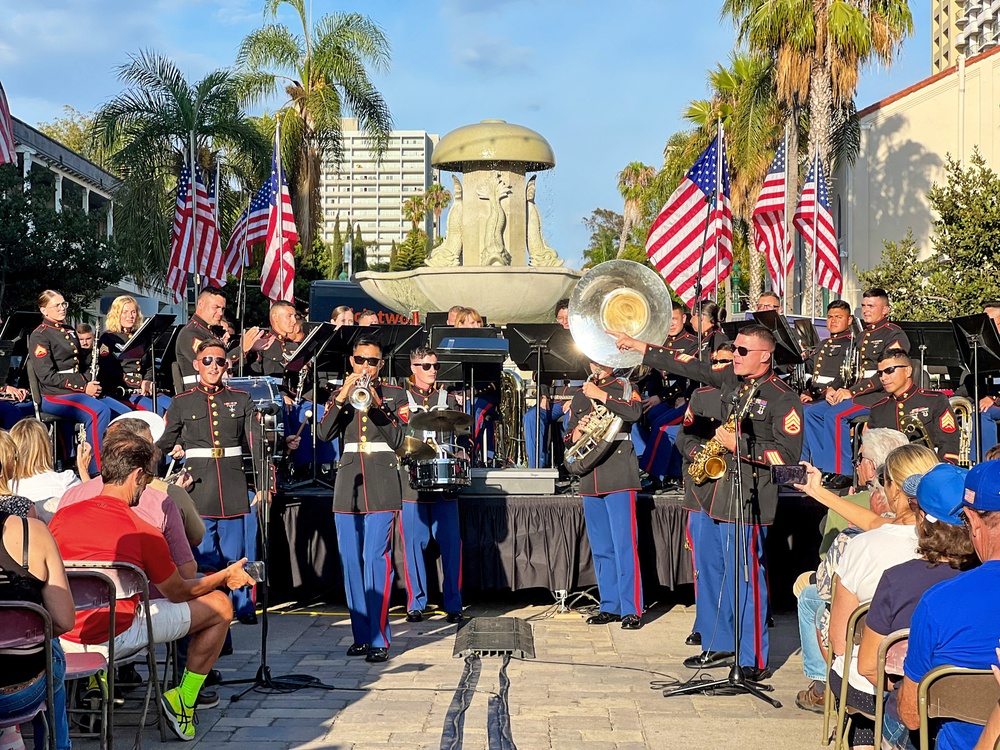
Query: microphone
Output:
[[255, 402, 281, 415], [729, 390, 740, 406]]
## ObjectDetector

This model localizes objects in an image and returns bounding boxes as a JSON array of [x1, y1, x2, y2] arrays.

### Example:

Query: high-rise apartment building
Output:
[[319, 118, 439, 267], [933, 0, 1000, 73]]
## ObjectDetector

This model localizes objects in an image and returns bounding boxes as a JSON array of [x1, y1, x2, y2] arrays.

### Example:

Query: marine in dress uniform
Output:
[[174, 287, 260, 392], [799, 301, 853, 465], [566, 362, 645, 629], [29, 290, 131, 474], [157, 339, 267, 621], [316, 339, 406, 662], [523, 300, 572, 468], [398, 348, 464, 623], [613, 323, 804, 677], [957, 303, 1000, 458], [867, 351, 961, 464], [804, 290, 909, 479], [98, 295, 171, 416]]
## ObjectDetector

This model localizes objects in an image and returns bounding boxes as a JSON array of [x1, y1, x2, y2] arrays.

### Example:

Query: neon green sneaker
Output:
[[161, 688, 196, 741]]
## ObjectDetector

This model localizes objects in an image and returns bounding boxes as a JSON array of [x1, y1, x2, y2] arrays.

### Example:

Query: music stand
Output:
[[721, 320, 751, 342], [953, 314, 1000, 462], [750, 311, 803, 368], [897, 322, 965, 389], [505, 324, 588, 467], [156, 325, 182, 393], [113, 313, 176, 412], [424, 312, 448, 329], [0, 312, 42, 386], [364, 325, 428, 380]]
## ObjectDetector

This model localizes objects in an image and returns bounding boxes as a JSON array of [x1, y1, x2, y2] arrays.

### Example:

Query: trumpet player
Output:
[[565, 360, 644, 629], [611, 323, 803, 679], [867, 349, 962, 463], [317, 338, 406, 663]]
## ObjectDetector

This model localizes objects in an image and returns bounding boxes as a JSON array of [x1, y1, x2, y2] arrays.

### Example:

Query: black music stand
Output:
[[433, 328, 507, 466], [424, 312, 448, 330], [156, 325, 182, 393], [721, 320, 751, 341], [0, 312, 42, 386], [898, 322, 965, 389], [114, 313, 176, 412], [750, 311, 803, 368], [365, 325, 428, 380], [953, 315, 1000, 463], [505, 324, 588, 467]]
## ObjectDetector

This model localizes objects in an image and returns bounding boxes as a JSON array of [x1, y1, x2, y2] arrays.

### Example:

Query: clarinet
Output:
[[90, 319, 100, 383], [293, 358, 312, 405]]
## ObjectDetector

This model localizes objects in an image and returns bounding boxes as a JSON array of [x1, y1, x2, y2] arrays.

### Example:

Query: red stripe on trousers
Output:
[[750, 527, 764, 670], [628, 491, 642, 615], [833, 403, 866, 474], [685, 511, 697, 596], [43, 395, 102, 471], [397, 507, 415, 610], [378, 513, 395, 647]]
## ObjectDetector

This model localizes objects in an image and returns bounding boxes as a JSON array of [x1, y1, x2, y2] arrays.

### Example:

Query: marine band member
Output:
[[399, 347, 463, 624], [157, 338, 268, 623], [29, 289, 131, 474], [98, 295, 171, 415], [317, 338, 406, 663], [611, 323, 804, 679], [566, 360, 644, 630]]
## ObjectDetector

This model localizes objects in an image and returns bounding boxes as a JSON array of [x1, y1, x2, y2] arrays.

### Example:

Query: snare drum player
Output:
[[566, 359, 645, 629], [399, 347, 464, 625], [157, 339, 268, 624], [317, 338, 406, 662]]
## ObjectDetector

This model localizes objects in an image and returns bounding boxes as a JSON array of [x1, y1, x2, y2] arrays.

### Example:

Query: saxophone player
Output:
[[611, 323, 803, 680], [565, 360, 644, 629]]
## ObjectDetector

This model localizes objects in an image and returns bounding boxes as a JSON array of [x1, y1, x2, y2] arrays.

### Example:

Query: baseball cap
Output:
[[906, 464, 968, 526], [963, 459, 1000, 512], [110, 411, 165, 443]]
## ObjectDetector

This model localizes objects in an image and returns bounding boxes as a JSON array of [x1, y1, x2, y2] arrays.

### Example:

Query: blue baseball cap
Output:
[[963, 459, 1000, 512], [905, 464, 968, 526]]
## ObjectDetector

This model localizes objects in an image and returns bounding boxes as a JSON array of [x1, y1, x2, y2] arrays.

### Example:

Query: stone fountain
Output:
[[357, 120, 582, 323]]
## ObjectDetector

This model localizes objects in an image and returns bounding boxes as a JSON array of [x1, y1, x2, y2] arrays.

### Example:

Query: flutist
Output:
[[565, 359, 644, 630], [610, 323, 803, 680]]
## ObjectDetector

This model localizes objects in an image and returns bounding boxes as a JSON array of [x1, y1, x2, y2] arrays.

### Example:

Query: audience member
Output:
[[897, 459, 1000, 750], [0, 497, 75, 750], [828, 444, 938, 747], [9, 420, 89, 522], [0, 431, 33, 519], [859, 463, 978, 750], [50, 433, 255, 741]]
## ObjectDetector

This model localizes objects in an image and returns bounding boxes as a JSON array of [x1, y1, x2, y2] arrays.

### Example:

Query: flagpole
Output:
[[811, 150, 819, 319], [275, 116, 285, 302], [781, 124, 790, 313], [190, 130, 200, 301], [713, 119, 722, 304]]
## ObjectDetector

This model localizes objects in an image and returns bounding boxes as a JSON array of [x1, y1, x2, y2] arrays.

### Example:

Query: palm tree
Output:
[[402, 195, 426, 229], [423, 183, 451, 240], [616, 162, 657, 258], [236, 0, 393, 257], [93, 50, 270, 289]]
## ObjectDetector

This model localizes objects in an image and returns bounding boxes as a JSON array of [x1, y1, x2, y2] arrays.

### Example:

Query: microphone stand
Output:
[[662, 382, 780, 708]]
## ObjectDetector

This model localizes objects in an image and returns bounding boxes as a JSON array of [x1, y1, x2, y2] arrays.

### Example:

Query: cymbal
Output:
[[399, 436, 436, 461], [408, 409, 474, 432]]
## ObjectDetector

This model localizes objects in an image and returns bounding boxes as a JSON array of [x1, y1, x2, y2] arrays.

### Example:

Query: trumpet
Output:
[[349, 373, 373, 412]]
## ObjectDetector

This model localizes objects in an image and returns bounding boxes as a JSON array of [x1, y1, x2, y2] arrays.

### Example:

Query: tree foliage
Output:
[[0, 165, 124, 316], [36, 106, 109, 168], [391, 227, 427, 271]]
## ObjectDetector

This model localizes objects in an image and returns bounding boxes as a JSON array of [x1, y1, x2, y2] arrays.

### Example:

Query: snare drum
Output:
[[408, 458, 471, 490], [227, 376, 285, 450]]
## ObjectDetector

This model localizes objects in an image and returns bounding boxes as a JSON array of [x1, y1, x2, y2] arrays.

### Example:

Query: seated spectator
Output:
[[0, 496, 75, 750], [897, 459, 1000, 750], [9, 420, 89, 522], [858, 463, 979, 750], [356, 309, 379, 326], [455, 307, 483, 328], [794, 427, 909, 713], [828, 443, 938, 747], [49, 433, 254, 741], [0, 431, 34, 519], [331, 306, 354, 327]]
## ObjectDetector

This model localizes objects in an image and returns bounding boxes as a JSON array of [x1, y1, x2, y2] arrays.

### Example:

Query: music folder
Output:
[[750, 310, 803, 367], [114, 313, 177, 362]]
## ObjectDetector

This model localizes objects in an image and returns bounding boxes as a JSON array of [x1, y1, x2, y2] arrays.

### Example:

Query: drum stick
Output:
[[293, 410, 313, 440]]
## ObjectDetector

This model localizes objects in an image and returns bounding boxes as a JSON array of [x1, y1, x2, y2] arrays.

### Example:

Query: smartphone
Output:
[[770, 464, 807, 486], [242, 561, 265, 583]]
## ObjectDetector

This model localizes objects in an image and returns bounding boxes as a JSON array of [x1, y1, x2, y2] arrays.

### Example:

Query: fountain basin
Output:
[[357, 266, 582, 324]]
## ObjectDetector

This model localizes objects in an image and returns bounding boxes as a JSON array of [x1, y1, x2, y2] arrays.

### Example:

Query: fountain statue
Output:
[[357, 120, 582, 324]]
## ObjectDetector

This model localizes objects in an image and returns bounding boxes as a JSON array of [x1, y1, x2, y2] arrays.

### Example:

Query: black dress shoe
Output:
[[237, 612, 258, 625], [822, 472, 854, 490], [205, 669, 222, 686], [620, 615, 642, 630], [586, 612, 621, 625], [197, 689, 220, 709], [683, 650, 735, 669], [445, 611, 463, 624], [685, 631, 702, 646], [406, 610, 423, 623], [346, 643, 370, 656], [740, 666, 772, 682], [365, 647, 389, 663]]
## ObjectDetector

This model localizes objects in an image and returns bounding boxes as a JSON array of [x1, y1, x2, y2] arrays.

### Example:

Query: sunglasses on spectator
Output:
[[413, 362, 441, 371], [877, 364, 909, 377], [352, 355, 382, 366], [200, 356, 227, 367], [710, 357, 733, 365], [734, 346, 768, 356]]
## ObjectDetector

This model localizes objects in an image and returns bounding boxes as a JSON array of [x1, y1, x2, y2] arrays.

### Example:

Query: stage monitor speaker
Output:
[[453, 617, 535, 659], [458, 468, 558, 496]]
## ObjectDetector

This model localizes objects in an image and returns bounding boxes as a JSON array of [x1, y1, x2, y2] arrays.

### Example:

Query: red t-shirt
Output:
[[49, 495, 177, 644]]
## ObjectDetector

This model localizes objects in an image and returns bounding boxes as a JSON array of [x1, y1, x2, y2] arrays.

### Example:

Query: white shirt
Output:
[[12, 471, 83, 523]]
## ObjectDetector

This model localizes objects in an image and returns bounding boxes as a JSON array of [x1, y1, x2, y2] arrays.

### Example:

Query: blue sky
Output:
[[2, 0, 932, 268]]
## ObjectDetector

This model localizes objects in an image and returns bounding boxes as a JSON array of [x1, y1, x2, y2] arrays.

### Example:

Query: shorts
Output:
[[61, 599, 192, 661]]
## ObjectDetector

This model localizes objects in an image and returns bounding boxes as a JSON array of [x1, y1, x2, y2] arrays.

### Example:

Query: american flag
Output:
[[164, 164, 224, 301], [222, 180, 270, 279], [753, 140, 791, 296], [793, 155, 843, 294], [646, 134, 733, 306], [0, 82, 16, 166], [196, 169, 225, 286], [260, 148, 298, 302]]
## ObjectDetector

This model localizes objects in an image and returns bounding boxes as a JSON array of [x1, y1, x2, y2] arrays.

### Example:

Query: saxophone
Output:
[[949, 396, 974, 467], [688, 382, 760, 485]]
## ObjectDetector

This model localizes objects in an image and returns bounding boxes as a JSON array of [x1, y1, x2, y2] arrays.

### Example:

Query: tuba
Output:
[[496, 369, 526, 467], [563, 261, 673, 474], [949, 396, 975, 467]]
